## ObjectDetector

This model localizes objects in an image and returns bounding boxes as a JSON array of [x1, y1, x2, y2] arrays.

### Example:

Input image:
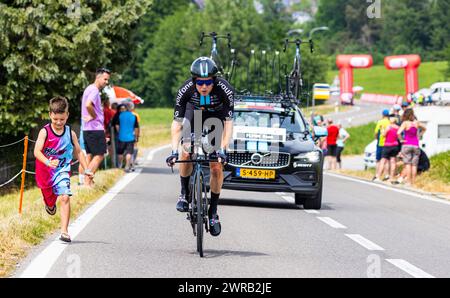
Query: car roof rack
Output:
[[235, 93, 300, 110]]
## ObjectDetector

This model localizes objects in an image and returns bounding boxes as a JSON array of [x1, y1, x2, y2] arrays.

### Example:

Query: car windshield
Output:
[[233, 109, 306, 133]]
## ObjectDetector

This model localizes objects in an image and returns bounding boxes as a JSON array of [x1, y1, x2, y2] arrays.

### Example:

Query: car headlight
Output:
[[294, 151, 321, 163]]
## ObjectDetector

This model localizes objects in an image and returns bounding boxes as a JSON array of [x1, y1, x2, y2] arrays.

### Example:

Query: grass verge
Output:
[[137, 107, 172, 149], [0, 169, 124, 277], [343, 122, 376, 156]]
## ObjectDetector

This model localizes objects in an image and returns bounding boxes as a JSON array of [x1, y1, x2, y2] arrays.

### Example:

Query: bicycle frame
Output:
[[199, 32, 236, 82], [283, 38, 314, 102]]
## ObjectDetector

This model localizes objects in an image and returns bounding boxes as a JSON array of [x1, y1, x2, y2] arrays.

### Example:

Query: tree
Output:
[[430, 0, 450, 59], [119, 0, 191, 100], [314, 0, 347, 34], [379, 0, 433, 57], [0, 1, 152, 138], [445, 45, 450, 79], [124, 0, 328, 107], [309, 0, 448, 64]]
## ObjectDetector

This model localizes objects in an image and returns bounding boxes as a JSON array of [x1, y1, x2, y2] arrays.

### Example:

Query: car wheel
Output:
[[294, 193, 305, 206], [303, 182, 323, 210]]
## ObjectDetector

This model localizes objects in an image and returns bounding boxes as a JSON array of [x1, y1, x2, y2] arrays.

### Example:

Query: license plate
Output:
[[236, 168, 275, 180]]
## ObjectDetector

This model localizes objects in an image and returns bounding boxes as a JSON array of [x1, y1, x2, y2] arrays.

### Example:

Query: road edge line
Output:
[[325, 172, 450, 206]]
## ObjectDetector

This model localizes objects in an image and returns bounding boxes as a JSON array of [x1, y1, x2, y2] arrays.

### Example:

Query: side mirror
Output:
[[313, 126, 328, 141]]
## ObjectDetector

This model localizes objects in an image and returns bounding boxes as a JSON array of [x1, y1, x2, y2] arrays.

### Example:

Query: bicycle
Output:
[[199, 32, 237, 82], [172, 132, 219, 258], [283, 38, 314, 101]]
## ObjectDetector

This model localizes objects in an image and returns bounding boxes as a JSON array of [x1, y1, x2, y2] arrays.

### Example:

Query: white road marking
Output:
[[325, 172, 450, 206], [303, 210, 320, 214], [19, 145, 167, 278], [317, 217, 347, 229], [386, 259, 435, 278], [345, 234, 384, 251], [279, 194, 320, 213], [147, 144, 171, 161]]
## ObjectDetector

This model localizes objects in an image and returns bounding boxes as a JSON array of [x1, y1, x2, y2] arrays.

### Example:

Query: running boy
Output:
[[34, 96, 93, 243]]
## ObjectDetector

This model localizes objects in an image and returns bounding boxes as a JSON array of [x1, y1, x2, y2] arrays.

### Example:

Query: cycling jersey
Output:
[[173, 77, 235, 122]]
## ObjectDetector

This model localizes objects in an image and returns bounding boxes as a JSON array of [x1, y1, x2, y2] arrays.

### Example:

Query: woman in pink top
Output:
[[397, 109, 426, 185], [377, 117, 400, 184]]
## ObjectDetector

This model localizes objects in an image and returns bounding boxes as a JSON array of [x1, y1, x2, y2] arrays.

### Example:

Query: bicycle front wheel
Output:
[[195, 172, 204, 257]]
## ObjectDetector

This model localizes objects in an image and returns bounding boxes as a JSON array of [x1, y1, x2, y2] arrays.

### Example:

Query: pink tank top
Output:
[[404, 123, 419, 147], [384, 125, 399, 147], [35, 124, 73, 189]]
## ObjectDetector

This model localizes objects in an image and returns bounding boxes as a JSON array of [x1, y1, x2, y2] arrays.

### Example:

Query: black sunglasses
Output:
[[96, 67, 111, 75]]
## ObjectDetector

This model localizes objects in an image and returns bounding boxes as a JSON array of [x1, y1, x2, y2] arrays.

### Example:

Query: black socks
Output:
[[209, 192, 220, 217], [180, 176, 190, 199]]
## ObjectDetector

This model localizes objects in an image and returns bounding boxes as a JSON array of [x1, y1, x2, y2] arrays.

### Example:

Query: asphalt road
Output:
[[16, 147, 450, 278], [325, 101, 391, 127]]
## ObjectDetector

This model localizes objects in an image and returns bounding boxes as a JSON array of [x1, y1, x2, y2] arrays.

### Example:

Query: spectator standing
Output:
[[397, 108, 426, 185], [326, 119, 339, 170], [336, 122, 350, 169], [115, 104, 140, 172], [373, 109, 391, 181], [81, 67, 111, 186], [128, 101, 141, 168], [110, 102, 123, 167], [78, 120, 87, 185], [103, 97, 116, 161], [399, 102, 409, 119], [392, 104, 402, 125], [376, 117, 400, 184]]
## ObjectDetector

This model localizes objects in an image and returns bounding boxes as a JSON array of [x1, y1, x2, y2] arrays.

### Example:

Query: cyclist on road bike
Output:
[[165, 57, 235, 237]]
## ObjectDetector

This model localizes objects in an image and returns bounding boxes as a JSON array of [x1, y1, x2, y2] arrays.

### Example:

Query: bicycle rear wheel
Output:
[[195, 171, 204, 257]]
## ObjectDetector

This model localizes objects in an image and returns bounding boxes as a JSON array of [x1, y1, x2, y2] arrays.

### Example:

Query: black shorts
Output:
[[382, 146, 399, 159], [117, 141, 134, 156], [327, 145, 338, 157], [83, 130, 107, 156]]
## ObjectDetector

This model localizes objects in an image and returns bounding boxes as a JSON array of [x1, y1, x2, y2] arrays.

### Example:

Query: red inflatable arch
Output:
[[336, 55, 373, 105], [384, 55, 421, 102]]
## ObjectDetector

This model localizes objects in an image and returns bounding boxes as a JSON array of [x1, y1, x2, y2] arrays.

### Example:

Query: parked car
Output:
[[364, 140, 377, 170], [414, 106, 450, 157], [429, 82, 450, 105]]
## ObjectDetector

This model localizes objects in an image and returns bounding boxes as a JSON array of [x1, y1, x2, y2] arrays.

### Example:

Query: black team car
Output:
[[221, 95, 327, 210]]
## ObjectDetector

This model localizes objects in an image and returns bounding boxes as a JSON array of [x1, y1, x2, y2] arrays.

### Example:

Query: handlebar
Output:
[[175, 158, 220, 164], [283, 38, 314, 53], [200, 32, 232, 49]]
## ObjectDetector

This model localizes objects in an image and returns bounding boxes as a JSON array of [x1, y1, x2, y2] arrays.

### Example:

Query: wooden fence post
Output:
[[19, 136, 29, 214]]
